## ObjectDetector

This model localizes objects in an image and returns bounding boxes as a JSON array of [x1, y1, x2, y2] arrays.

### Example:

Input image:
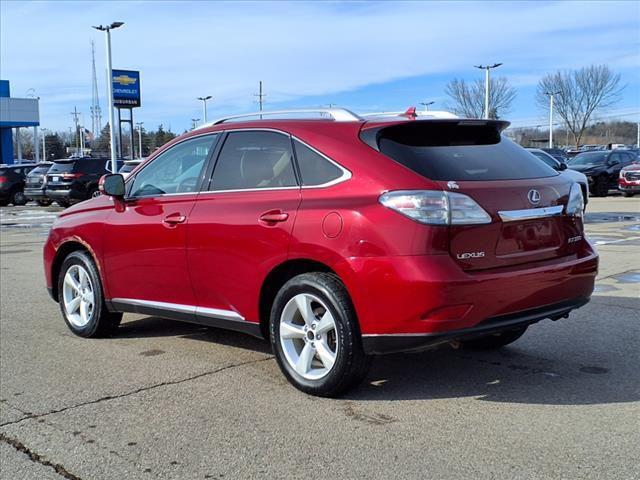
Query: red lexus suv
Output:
[[43, 108, 598, 396]]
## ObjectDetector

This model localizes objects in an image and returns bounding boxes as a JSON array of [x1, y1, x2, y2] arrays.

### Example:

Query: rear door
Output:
[[375, 120, 583, 271], [187, 130, 301, 324]]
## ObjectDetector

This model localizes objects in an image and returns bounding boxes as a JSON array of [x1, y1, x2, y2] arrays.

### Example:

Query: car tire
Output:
[[622, 192, 634, 198], [0, 200, 8, 207], [270, 272, 371, 397], [37, 199, 53, 206], [592, 176, 609, 197], [88, 187, 101, 199], [57, 250, 122, 338], [461, 326, 528, 350], [10, 190, 27, 206], [56, 200, 71, 208]]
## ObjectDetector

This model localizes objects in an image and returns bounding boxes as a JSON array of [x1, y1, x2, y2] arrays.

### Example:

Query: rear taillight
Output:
[[60, 173, 83, 179], [0, 175, 7, 184], [379, 190, 491, 225], [566, 183, 584, 217]]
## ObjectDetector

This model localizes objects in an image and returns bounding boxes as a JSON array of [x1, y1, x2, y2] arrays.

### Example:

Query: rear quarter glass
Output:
[[375, 122, 558, 181]]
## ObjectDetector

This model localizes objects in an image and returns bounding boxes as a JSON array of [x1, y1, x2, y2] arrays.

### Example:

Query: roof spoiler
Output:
[[360, 119, 511, 151]]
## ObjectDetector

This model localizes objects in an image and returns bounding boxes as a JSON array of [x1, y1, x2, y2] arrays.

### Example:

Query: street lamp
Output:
[[544, 91, 561, 148], [197, 96, 212, 124], [135, 122, 144, 159], [474, 63, 502, 119], [40, 128, 48, 161], [419, 101, 435, 111], [92, 21, 124, 173]]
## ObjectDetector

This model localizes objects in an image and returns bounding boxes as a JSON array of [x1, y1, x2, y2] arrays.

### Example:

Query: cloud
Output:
[[1, 1, 638, 131]]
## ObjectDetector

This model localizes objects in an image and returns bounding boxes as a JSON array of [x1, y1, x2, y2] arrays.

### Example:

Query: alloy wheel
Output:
[[279, 293, 338, 380], [62, 264, 95, 327]]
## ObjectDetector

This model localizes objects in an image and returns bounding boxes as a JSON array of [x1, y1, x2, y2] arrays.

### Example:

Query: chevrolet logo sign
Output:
[[113, 75, 137, 85]]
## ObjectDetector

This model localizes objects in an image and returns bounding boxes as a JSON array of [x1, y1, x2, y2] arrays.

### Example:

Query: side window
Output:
[[292, 139, 344, 186], [609, 153, 621, 165], [130, 134, 217, 197], [211, 131, 297, 190]]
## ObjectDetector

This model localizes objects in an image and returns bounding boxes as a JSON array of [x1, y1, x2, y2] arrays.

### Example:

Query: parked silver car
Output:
[[527, 148, 589, 208]]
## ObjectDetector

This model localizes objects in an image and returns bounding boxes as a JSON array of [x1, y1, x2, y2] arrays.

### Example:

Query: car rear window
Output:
[[374, 122, 557, 181], [74, 159, 107, 173], [29, 165, 52, 175], [49, 161, 75, 173]]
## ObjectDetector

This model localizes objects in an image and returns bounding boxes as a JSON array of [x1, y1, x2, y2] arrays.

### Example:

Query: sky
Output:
[[1, 0, 639, 134]]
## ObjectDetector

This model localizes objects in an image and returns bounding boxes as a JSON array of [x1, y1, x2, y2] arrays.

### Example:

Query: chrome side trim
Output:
[[111, 298, 245, 321], [197, 306, 245, 322], [126, 128, 352, 199], [498, 205, 564, 222], [362, 333, 440, 338]]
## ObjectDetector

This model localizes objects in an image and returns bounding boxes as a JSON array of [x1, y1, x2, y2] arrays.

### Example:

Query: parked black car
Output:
[[0, 164, 37, 206], [568, 150, 637, 197], [24, 162, 54, 206], [44, 157, 122, 207], [541, 148, 569, 164]]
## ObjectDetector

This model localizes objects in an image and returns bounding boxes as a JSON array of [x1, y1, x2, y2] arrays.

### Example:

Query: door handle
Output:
[[259, 210, 289, 224], [163, 214, 187, 225]]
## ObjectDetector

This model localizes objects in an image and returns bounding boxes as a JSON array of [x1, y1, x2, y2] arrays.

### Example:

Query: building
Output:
[[0, 80, 40, 164]]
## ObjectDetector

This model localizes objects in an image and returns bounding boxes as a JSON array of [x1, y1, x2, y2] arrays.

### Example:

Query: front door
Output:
[[102, 133, 219, 309]]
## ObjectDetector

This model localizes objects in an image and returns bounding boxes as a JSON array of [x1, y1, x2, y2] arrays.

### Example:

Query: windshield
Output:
[[529, 151, 557, 169], [570, 152, 607, 166]]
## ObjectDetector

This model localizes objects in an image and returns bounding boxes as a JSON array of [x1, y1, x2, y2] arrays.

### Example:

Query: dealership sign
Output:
[[112, 69, 141, 108]]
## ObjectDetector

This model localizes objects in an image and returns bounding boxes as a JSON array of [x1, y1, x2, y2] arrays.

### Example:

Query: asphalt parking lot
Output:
[[1, 197, 638, 480]]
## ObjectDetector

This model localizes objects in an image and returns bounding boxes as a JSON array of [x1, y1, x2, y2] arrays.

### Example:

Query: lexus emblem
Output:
[[528, 189, 541, 205]]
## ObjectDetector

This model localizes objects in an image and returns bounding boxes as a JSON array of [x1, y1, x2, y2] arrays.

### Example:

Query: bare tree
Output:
[[445, 77, 516, 119], [536, 65, 623, 148]]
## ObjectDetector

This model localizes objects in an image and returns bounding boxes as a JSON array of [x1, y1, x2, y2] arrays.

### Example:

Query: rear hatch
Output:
[[370, 120, 584, 271], [26, 164, 51, 188], [46, 160, 78, 190]]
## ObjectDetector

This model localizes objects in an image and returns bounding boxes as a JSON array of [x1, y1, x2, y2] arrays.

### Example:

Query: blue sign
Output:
[[112, 69, 141, 108]]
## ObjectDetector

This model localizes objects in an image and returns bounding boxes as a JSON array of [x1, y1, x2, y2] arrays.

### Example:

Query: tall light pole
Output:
[[419, 101, 434, 111], [474, 63, 502, 119], [545, 91, 561, 148], [92, 21, 124, 173], [197, 96, 212, 124], [135, 122, 144, 159], [41, 128, 47, 161]]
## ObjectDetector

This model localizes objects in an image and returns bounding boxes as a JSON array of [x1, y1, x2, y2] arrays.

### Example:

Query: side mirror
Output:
[[99, 174, 125, 198], [558, 162, 568, 171]]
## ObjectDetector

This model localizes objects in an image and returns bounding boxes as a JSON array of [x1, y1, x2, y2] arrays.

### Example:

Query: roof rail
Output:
[[361, 110, 459, 120], [197, 108, 363, 129]]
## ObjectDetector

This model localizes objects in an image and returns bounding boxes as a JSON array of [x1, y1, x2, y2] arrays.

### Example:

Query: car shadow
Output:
[[116, 315, 272, 355], [115, 295, 639, 406]]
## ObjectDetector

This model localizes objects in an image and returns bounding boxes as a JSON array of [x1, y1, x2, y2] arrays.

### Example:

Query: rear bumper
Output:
[[343, 240, 598, 353], [363, 297, 588, 354], [45, 188, 84, 201], [24, 188, 47, 200], [618, 183, 640, 192]]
